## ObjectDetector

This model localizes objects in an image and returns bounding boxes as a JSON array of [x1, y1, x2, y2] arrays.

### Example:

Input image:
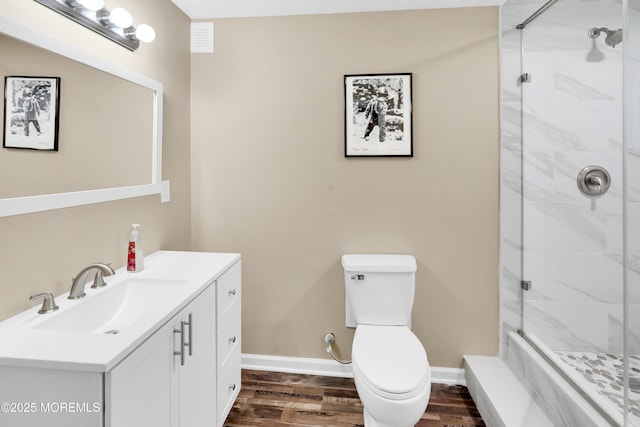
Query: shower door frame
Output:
[[512, 0, 630, 425]]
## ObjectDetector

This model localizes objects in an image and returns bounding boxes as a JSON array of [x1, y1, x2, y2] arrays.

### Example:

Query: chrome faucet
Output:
[[68, 263, 116, 299], [30, 292, 59, 314]]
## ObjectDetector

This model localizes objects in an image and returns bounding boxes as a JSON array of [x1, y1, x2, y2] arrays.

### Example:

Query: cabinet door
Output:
[[177, 286, 215, 427], [106, 319, 178, 427], [107, 285, 216, 427]]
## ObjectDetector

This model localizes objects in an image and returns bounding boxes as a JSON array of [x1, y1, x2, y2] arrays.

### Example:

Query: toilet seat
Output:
[[352, 325, 430, 401]]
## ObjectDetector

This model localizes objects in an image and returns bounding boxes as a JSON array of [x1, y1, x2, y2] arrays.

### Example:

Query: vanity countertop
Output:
[[0, 251, 240, 372]]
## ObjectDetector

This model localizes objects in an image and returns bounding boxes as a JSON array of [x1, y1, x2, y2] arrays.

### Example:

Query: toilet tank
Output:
[[341, 254, 417, 328]]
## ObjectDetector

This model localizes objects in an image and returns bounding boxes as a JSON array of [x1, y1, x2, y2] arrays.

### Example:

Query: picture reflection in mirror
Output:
[[0, 33, 153, 199], [4, 76, 60, 151]]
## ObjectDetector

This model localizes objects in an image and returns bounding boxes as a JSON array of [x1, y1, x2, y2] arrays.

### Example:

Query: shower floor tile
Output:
[[555, 351, 640, 425]]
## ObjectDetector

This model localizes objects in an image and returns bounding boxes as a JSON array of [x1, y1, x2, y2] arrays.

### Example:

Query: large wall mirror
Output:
[[0, 16, 166, 218]]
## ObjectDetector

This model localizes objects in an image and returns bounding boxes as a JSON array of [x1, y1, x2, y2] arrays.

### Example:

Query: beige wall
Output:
[[0, 1, 191, 320], [191, 8, 500, 368]]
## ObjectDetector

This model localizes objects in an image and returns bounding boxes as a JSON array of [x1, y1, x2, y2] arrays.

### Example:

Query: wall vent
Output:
[[191, 22, 214, 53]]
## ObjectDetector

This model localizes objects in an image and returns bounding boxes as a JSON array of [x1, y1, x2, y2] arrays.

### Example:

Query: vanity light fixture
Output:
[[103, 7, 133, 28], [68, 0, 104, 10], [33, 0, 155, 51]]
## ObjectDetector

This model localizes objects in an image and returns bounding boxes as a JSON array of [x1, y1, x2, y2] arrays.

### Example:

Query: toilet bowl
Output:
[[352, 325, 431, 427], [341, 254, 431, 427]]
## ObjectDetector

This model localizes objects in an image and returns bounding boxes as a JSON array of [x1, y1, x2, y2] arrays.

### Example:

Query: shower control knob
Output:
[[577, 165, 611, 197]]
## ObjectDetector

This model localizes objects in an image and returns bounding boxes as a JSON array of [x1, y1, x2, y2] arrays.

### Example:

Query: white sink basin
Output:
[[34, 278, 188, 334]]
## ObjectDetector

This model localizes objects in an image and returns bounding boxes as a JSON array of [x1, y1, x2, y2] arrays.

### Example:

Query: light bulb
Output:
[[110, 7, 133, 28], [136, 24, 156, 43], [77, 0, 104, 10]]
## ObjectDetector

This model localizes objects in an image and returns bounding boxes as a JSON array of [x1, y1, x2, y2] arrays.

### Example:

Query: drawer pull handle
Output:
[[173, 314, 193, 366], [229, 289, 236, 296], [174, 322, 186, 366], [185, 313, 193, 356], [229, 383, 236, 392], [229, 336, 237, 344]]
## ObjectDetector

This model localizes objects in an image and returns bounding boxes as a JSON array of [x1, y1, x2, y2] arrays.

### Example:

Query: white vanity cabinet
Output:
[[106, 285, 214, 427], [0, 252, 241, 427], [107, 259, 242, 427], [214, 260, 242, 426]]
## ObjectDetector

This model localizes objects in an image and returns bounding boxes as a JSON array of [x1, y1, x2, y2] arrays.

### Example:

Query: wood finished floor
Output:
[[224, 370, 486, 427]]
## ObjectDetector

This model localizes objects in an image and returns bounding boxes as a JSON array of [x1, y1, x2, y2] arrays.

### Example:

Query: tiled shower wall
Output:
[[500, 0, 640, 356]]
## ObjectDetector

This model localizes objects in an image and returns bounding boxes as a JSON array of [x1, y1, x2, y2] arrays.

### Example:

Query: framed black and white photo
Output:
[[3, 76, 61, 151], [344, 73, 412, 157]]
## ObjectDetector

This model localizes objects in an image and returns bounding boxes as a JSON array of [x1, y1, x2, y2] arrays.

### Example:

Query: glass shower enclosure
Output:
[[502, 0, 640, 425]]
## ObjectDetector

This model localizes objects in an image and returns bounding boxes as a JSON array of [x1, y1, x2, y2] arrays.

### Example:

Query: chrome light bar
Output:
[[33, 0, 141, 51]]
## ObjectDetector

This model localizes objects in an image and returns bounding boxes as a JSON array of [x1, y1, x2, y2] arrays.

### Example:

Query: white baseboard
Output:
[[241, 353, 466, 385]]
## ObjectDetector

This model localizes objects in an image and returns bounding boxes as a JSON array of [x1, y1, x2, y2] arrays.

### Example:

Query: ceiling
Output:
[[169, 0, 504, 19]]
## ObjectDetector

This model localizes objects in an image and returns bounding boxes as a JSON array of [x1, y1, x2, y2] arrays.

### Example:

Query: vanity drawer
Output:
[[217, 346, 241, 425], [216, 261, 241, 323], [217, 301, 241, 367]]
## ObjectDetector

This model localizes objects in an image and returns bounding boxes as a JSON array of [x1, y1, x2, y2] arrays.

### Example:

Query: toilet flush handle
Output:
[[351, 274, 365, 280]]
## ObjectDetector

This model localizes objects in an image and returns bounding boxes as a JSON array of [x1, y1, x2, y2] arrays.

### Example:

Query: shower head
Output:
[[588, 27, 623, 48], [604, 29, 623, 47]]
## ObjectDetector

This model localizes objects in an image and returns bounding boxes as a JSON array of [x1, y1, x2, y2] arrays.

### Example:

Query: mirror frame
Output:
[[0, 16, 167, 218]]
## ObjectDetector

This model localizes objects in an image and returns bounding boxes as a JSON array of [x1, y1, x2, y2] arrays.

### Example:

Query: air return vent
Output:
[[191, 22, 214, 53]]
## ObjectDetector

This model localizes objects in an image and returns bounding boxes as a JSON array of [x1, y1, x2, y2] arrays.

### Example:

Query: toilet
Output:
[[341, 254, 431, 427]]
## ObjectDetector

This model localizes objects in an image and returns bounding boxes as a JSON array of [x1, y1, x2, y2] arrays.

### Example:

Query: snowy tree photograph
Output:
[[344, 73, 412, 157]]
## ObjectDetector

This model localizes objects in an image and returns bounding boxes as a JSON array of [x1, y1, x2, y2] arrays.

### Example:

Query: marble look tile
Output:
[[501, 102, 523, 151], [604, 308, 640, 354], [501, 250, 523, 301], [629, 202, 640, 253], [628, 6, 640, 60], [507, 333, 617, 427], [501, 201, 522, 251], [629, 151, 640, 202], [605, 311, 625, 354], [506, 334, 528, 380], [522, 252, 623, 304], [525, 348, 619, 427], [501, 51, 523, 102], [522, 201, 622, 252], [521, 101, 582, 151], [523, 301, 611, 352], [501, 308, 521, 357], [502, 151, 523, 201], [465, 355, 554, 427], [552, 51, 622, 101], [630, 255, 640, 305], [522, 101, 618, 152], [520, 50, 621, 104], [626, 304, 640, 354], [522, 152, 554, 201]]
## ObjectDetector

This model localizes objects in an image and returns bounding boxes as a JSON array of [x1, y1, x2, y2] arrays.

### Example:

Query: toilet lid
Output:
[[352, 325, 429, 396]]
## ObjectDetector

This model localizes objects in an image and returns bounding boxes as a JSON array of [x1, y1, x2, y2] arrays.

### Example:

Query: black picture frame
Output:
[[3, 76, 61, 151], [344, 73, 412, 157]]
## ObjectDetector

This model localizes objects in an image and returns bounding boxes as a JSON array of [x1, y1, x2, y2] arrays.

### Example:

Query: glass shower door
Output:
[[519, 0, 627, 423], [624, 0, 640, 425]]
